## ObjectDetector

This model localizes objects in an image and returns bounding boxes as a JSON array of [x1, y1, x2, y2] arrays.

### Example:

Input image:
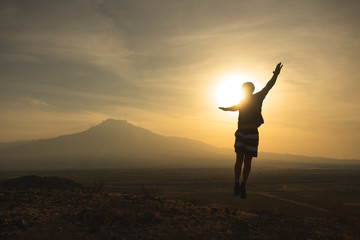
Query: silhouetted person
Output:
[[219, 62, 283, 198]]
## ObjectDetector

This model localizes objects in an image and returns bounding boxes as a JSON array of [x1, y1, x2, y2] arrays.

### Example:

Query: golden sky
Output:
[[0, 0, 359, 159]]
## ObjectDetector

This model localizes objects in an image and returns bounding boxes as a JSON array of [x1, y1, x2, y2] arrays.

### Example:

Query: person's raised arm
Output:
[[259, 62, 283, 96], [219, 105, 239, 111]]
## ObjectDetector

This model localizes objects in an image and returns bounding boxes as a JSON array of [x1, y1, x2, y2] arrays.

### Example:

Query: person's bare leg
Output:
[[234, 152, 244, 184], [239, 154, 253, 198], [242, 154, 253, 183]]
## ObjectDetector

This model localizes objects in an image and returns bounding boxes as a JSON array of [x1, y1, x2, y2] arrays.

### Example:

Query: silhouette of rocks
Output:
[[0, 175, 84, 191]]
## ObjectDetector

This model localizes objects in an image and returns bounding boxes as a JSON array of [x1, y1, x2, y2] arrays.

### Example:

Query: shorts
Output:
[[234, 128, 259, 157]]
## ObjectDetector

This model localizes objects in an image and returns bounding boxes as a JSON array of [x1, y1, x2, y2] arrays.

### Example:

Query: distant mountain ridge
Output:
[[0, 119, 232, 169]]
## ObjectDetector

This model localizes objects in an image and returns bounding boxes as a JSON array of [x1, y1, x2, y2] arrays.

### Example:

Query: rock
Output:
[[0, 175, 84, 191]]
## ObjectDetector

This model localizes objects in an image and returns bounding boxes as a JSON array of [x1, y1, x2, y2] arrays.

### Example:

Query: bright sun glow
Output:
[[213, 72, 259, 107]]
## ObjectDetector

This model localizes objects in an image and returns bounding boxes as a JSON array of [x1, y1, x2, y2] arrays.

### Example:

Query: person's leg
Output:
[[242, 154, 253, 184], [239, 154, 253, 198], [234, 152, 244, 196], [234, 152, 244, 184]]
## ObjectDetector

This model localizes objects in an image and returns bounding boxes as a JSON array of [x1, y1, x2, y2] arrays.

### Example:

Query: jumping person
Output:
[[219, 62, 283, 198]]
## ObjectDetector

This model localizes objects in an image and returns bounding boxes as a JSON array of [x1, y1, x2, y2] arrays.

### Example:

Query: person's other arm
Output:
[[259, 62, 283, 97], [219, 105, 239, 111]]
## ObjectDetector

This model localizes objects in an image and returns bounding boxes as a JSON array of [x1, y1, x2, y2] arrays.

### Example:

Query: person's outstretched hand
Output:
[[273, 62, 283, 75]]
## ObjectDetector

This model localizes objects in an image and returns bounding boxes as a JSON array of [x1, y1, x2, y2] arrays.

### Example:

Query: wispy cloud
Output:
[[26, 97, 50, 107]]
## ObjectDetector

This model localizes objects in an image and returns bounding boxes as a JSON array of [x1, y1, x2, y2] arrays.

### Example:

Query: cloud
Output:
[[0, 0, 133, 78], [26, 97, 50, 107], [0, 52, 40, 63]]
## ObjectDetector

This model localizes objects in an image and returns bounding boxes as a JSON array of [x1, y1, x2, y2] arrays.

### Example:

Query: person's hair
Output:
[[242, 82, 255, 93]]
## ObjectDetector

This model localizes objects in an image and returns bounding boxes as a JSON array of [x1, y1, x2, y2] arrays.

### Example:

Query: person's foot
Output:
[[234, 184, 240, 196], [240, 182, 246, 199]]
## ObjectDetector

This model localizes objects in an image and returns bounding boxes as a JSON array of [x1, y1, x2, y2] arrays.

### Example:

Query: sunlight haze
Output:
[[213, 72, 260, 107], [0, 0, 359, 159]]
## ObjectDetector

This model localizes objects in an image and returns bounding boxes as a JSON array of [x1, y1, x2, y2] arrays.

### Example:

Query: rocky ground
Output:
[[0, 176, 359, 240]]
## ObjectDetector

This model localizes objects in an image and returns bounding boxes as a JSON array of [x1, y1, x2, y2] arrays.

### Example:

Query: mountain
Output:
[[0, 119, 232, 170], [1, 119, 358, 170]]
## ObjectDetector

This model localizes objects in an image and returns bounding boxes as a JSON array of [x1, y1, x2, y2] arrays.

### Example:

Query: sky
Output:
[[0, 0, 359, 159]]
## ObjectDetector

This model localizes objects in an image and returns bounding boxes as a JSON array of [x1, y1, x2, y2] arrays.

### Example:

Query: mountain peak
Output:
[[84, 119, 137, 134], [101, 119, 129, 126]]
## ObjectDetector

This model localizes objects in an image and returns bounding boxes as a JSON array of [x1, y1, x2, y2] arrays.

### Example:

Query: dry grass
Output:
[[1, 188, 359, 240]]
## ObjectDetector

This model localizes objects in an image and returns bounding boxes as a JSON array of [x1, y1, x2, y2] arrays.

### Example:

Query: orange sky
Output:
[[0, 0, 359, 159]]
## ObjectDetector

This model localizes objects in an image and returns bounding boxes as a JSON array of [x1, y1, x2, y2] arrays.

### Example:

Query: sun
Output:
[[213, 72, 258, 107]]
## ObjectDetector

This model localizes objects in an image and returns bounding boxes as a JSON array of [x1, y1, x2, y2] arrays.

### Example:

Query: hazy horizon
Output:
[[1, 118, 359, 162], [1, 0, 360, 159]]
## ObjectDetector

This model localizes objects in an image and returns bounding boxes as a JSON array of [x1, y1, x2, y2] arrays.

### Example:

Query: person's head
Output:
[[241, 82, 255, 96]]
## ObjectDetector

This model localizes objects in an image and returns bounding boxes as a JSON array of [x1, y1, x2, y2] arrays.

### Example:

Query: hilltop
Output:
[[0, 175, 84, 191]]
